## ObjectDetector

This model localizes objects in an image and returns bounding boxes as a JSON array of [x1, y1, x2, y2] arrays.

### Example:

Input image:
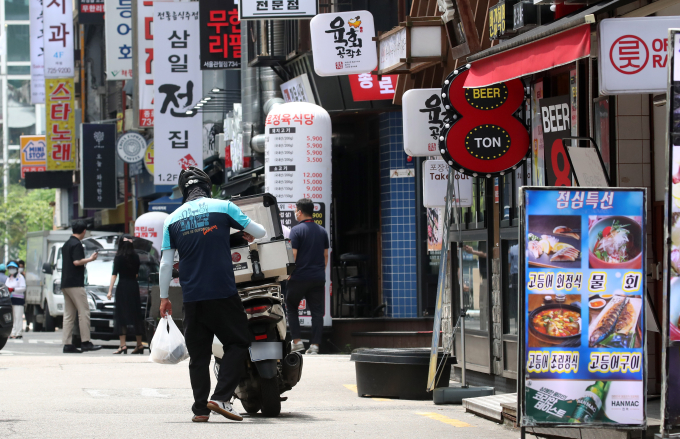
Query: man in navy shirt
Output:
[[159, 167, 266, 423], [287, 198, 329, 355]]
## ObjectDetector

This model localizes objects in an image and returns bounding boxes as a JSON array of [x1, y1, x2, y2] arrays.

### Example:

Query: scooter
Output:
[[213, 283, 302, 416], [212, 193, 302, 417]]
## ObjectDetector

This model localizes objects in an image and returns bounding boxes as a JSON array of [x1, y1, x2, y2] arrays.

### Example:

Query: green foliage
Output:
[[0, 185, 55, 261]]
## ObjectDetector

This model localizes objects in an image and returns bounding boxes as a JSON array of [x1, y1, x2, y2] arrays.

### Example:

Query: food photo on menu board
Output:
[[670, 144, 680, 342], [522, 188, 645, 427]]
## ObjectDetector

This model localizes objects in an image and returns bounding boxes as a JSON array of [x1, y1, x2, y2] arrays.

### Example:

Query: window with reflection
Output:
[[5, 0, 29, 20], [7, 25, 30, 62], [458, 240, 488, 331], [458, 178, 486, 228], [8, 79, 36, 145], [502, 239, 520, 335]]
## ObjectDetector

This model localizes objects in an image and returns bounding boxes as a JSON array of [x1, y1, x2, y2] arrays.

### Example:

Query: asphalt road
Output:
[[0, 331, 522, 439]]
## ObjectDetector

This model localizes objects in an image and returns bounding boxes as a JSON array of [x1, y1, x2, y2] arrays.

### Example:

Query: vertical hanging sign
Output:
[[80, 124, 117, 209], [43, 0, 74, 78], [45, 78, 76, 171], [264, 102, 333, 328], [662, 28, 680, 431], [199, 0, 241, 70], [134, 0, 157, 127], [539, 95, 572, 186], [29, 0, 45, 104], [520, 187, 646, 427], [105, 0, 133, 80], [153, 1, 202, 185]]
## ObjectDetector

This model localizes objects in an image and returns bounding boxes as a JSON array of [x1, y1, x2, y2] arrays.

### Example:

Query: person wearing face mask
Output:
[[17, 260, 25, 275], [286, 198, 329, 355], [6, 262, 26, 339]]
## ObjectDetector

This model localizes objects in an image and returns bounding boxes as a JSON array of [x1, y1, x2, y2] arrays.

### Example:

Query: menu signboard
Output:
[[520, 187, 646, 428]]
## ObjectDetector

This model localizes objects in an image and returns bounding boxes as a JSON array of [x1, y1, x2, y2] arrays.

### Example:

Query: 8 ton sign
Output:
[[439, 65, 529, 177]]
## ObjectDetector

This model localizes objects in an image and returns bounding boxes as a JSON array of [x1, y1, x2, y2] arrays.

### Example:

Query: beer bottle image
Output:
[[568, 381, 611, 423]]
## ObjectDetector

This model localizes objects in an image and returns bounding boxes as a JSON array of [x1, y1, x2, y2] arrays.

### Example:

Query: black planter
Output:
[[350, 348, 456, 400]]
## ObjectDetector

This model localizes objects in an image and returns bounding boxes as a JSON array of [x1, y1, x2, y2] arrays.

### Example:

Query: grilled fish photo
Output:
[[553, 226, 580, 240], [589, 296, 628, 347], [615, 302, 636, 335]]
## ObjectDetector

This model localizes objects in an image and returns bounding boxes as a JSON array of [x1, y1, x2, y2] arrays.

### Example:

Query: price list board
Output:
[[264, 102, 332, 327], [519, 187, 646, 428]]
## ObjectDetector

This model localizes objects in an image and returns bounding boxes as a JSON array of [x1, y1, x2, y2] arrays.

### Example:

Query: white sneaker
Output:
[[207, 400, 243, 421], [291, 341, 305, 353], [306, 345, 319, 355]]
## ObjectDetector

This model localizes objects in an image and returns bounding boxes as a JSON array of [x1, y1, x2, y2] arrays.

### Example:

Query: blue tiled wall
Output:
[[379, 112, 417, 318]]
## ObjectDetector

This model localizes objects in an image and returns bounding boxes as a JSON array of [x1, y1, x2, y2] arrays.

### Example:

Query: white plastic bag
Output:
[[149, 316, 189, 364]]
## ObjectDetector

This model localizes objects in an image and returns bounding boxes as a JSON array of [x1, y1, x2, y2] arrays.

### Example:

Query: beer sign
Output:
[[439, 65, 529, 177]]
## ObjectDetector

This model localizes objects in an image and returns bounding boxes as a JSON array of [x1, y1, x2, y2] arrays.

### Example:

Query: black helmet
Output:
[[178, 167, 212, 196]]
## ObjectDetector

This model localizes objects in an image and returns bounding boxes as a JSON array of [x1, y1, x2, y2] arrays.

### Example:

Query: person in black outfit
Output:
[[287, 198, 329, 355], [107, 236, 144, 354], [61, 220, 102, 353]]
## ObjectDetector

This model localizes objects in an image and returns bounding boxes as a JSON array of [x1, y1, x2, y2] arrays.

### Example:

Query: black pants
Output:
[[286, 280, 325, 345], [183, 295, 252, 416]]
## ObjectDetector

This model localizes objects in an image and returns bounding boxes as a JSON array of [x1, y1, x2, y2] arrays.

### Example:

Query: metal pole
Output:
[[459, 239, 467, 387], [3, 75, 9, 262], [124, 162, 129, 234]]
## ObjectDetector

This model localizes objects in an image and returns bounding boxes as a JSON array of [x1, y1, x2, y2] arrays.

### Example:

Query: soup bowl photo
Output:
[[589, 216, 643, 269]]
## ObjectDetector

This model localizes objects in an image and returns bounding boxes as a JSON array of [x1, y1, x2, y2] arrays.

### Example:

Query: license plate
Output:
[[109, 320, 114, 328], [249, 342, 282, 361]]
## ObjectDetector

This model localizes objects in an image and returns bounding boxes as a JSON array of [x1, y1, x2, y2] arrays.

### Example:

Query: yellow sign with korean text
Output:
[[45, 78, 76, 171], [20, 135, 47, 178]]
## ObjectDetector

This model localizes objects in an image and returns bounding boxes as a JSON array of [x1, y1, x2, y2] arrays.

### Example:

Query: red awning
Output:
[[463, 24, 591, 88]]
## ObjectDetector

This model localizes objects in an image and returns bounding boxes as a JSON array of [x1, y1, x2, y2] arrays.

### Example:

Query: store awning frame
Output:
[[463, 0, 637, 88]]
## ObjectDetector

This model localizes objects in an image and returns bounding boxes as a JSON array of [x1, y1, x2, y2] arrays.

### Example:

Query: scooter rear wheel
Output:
[[259, 376, 281, 417], [241, 400, 261, 414]]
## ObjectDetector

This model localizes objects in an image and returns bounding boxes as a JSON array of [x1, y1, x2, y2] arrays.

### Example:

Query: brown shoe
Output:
[[192, 415, 209, 422]]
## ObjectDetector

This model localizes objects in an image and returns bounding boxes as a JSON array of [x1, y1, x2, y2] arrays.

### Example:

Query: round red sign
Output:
[[439, 67, 529, 177], [609, 35, 649, 75], [232, 253, 241, 263]]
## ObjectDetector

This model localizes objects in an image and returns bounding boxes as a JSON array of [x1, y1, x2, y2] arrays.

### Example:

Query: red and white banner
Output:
[[135, 0, 159, 127], [348, 73, 397, 101]]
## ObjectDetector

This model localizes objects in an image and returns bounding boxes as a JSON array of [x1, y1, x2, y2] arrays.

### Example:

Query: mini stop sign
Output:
[[439, 65, 529, 178]]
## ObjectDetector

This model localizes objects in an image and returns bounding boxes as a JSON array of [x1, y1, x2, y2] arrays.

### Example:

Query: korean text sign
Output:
[[45, 78, 76, 171], [199, 0, 241, 70], [20, 135, 46, 178], [521, 188, 646, 428], [263, 102, 332, 328], [239, 0, 317, 20], [153, 2, 202, 185], [599, 17, 680, 95], [134, 0, 161, 127], [29, 0, 45, 104], [310, 11, 377, 77], [43, 0, 74, 78], [80, 124, 117, 209], [403, 88, 453, 157], [348, 73, 396, 102], [105, 0, 133, 80]]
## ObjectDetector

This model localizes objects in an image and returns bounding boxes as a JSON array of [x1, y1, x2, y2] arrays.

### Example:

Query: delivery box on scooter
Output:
[[229, 194, 295, 284]]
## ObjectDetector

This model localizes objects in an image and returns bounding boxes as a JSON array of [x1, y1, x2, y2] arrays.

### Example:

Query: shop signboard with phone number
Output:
[[520, 187, 646, 428], [264, 102, 332, 328]]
